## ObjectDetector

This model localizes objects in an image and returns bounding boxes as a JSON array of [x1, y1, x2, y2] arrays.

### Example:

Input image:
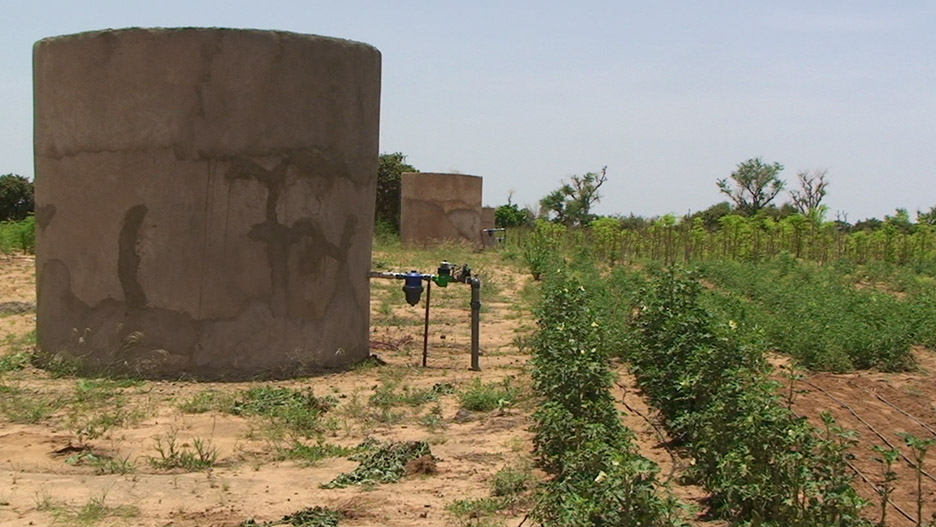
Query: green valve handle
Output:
[[433, 261, 455, 287]]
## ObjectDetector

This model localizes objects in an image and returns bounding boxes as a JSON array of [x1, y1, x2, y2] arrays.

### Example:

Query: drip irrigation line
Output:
[[842, 456, 917, 524], [860, 387, 936, 438], [788, 404, 919, 525], [801, 379, 936, 485], [615, 381, 680, 484]]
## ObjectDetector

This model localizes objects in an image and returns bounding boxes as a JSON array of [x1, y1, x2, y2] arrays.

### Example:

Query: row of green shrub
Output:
[[610, 267, 870, 526], [843, 260, 936, 350], [510, 213, 936, 270], [529, 266, 684, 526], [0, 215, 35, 254], [698, 257, 930, 372], [510, 218, 935, 373]]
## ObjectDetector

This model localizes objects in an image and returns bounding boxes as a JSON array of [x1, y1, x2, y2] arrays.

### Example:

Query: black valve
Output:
[[402, 270, 425, 306], [456, 264, 472, 283]]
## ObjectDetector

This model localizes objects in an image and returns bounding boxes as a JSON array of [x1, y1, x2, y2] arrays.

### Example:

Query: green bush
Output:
[[521, 220, 564, 280], [0, 215, 36, 254], [530, 267, 682, 526], [699, 258, 917, 371], [618, 267, 870, 526]]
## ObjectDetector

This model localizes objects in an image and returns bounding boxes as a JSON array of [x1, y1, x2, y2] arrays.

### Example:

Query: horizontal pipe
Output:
[[368, 271, 406, 279], [368, 270, 436, 281]]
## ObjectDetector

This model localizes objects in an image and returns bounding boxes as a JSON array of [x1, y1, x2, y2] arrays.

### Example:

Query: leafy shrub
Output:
[[590, 216, 624, 266], [530, 267, 683, 526], [495, 202, 531, 228], [521, 220, 564, 280], [0, 215, 35, 254], [619, 267, 870, 526], [699, 258, 917, 371]]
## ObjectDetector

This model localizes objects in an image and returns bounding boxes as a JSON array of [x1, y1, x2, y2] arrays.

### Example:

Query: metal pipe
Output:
[[422, 279, 431, 367], [368, 271, 406, 279], [470, 277, 481, 371], [368, 267, 480, 371]]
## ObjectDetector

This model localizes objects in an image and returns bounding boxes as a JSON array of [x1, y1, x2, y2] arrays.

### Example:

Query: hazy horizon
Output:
[[2, 1, 933, 222]]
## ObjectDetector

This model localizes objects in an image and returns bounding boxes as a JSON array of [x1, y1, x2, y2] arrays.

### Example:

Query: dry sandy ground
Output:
[[776, 351, 936, 527], [1, 251, 934, 526], [5, 251, 537, 527]]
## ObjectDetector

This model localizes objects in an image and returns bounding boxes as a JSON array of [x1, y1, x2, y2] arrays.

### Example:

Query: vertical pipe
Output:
[[470, 278, 481, 371], [422, 279, 431, 367]]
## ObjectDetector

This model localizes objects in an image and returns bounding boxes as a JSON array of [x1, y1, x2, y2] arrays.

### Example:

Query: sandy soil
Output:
[[3, 252, 538, 527], [1, 251, 933, 526], [777, 351, 936, 527]]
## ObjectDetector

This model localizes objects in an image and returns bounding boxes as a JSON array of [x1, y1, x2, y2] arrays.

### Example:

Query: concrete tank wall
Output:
[[400, 173, 482, 246], [481, 207, 496, 231], [480, 206, 497, 248], [33, 28, 381, 379]]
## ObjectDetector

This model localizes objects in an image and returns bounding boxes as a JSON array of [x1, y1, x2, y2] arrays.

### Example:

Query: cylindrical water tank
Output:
[[33, 28, 381, 379]]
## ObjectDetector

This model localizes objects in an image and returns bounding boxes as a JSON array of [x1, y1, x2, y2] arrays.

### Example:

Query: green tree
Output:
[[590, 216, 624, 266], [494, 203, 531, 228], [789, 168, 829, 217], [690, 201, 733, 230], [884, 208, 913, 234], [917, 206, 936, 225], [0, 174, 34, 222], [375, 152, 417, 232], [717, 158, 785, 215], [853, 217, 883, 232], [538, 166, 607, 227]]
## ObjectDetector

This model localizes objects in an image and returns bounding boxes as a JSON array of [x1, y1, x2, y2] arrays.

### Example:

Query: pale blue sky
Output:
[[2, 1, 933, 221]]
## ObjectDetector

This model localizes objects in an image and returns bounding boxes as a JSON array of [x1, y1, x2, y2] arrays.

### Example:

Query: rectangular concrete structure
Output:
[[400, 172, 483, 246]]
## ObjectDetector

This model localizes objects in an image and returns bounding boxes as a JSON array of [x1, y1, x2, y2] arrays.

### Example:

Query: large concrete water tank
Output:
[[33, 28, 381, 379], [400, 172, 482, 246]]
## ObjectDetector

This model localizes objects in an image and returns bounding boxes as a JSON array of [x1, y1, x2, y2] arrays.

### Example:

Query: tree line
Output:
[[6, 155, 933, 238]]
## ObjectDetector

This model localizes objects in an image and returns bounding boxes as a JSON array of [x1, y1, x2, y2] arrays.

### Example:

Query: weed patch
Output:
[[459, 377, 516, 412], [322, 440, 432, 489], [0, 386, 65, 423], [65, 449, 135, 474], [243, 506, 342, 527], [0, 351, 29, 373], [177, 389, 236, 413], [149, 430, 218, 471], [232, 386, 337, 438], [276, 441, 356, 466], [35, 491, 138, 527]]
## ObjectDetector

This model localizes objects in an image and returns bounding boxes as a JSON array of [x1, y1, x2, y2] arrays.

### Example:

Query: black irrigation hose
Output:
[[859, 386, 936, 438], [801, 379, 936, 485], [615, 381, 680, 484], [841, 455, 917, 524], [784, 388, 918, 524]]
